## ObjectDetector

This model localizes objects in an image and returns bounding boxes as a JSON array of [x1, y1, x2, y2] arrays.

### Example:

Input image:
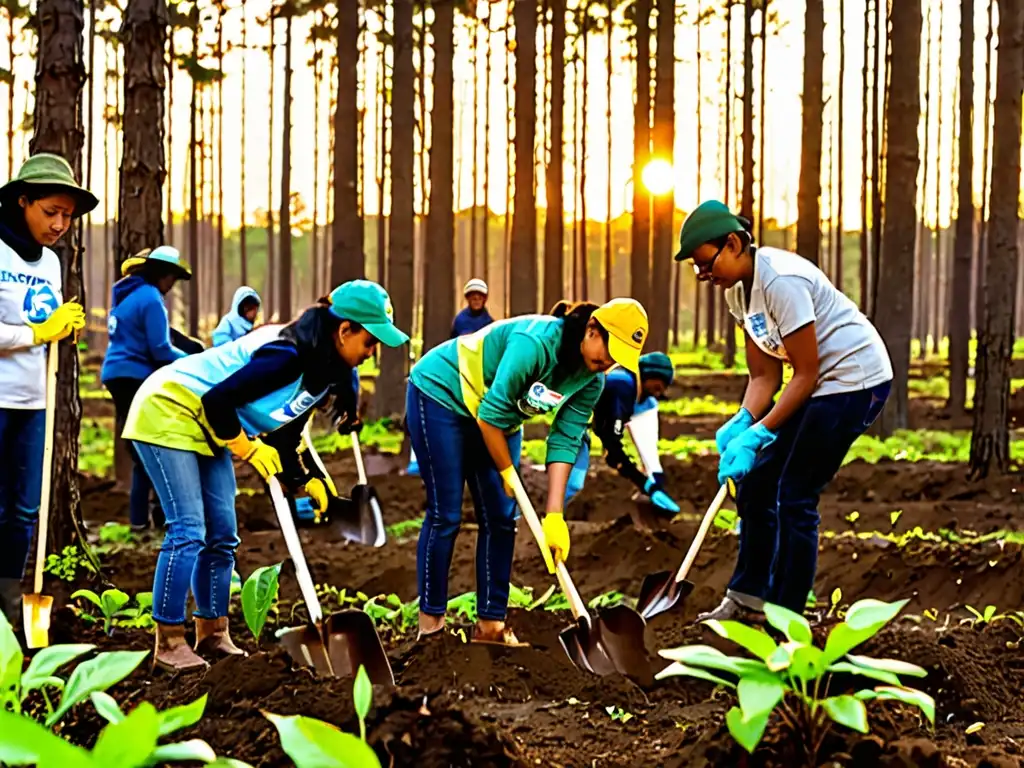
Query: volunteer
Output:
[[451, 277, 494, 338], [675, 200, 892, 619], [212, 286, 261, 346], [565, 351, 679, 514], [0, 153, 95, 624], [407, 298, 648, 645], [123, 280, 408, 671]]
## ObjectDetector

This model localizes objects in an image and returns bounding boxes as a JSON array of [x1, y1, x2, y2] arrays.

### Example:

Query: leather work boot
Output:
[[194, 616, 246, 657], [154, 622, 209, 673]]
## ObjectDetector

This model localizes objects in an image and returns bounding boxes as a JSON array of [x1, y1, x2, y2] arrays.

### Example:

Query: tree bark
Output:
[[604, 0, 612, 301], [859, 0, 870, 308], [510, 0, 538, 315], [239, 3, 247, 286], [971, 0, 1024, 477], [834, 0, 844, 293], [796, 0, 823, 264], [630, 0, 651, 307], [278, 12, 293, 321], [915, 3, 932, 356], [187, 6, 199, 334], [869, 0, 883, 317], [873, 0, 921, 436], [649, 0, 673, 351], [543, 0, 565, 310], [266, 17, 276, 317], [976, 0, 995, 333]]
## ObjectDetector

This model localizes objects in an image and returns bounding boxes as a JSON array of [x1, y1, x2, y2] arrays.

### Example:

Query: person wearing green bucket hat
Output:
[[120, 280, 408, 671], [675, 200, 893, 622], [0, 153, 96, 625]]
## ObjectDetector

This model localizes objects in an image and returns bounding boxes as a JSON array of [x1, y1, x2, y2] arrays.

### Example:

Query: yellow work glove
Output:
[[226, 433, 282, 480], [542, 512, 570, 568], [304, 477, 336, 522], [28, 301, 85, 344]]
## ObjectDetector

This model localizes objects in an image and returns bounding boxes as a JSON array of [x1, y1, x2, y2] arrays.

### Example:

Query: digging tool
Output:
[[23, 343, 59, 649], [505, 470, 650, 680], [269, 478, 395, 686], [347, 431, 386, 547], [636, 483, 730, 621]]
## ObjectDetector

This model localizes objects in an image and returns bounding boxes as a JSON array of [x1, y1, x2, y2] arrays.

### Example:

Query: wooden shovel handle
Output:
[[302, 422, 331, 481], [268, 478, 324, 624], [351, 431, 368, 485], [33, 343, 59, 595], [674, 484, 729, 585]]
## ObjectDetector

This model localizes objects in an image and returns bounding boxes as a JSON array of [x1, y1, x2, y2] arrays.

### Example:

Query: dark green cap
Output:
[[639, 351, 674, 386], [328, 280, 409, 348], [674, 200, 746, 261]]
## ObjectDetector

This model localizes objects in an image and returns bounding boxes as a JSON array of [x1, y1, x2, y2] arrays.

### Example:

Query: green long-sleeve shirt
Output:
[[409, 315, 604, 465]]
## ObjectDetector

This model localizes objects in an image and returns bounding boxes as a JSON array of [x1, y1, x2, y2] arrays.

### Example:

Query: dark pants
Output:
[[106, 377, 164, 528], [729, 381, 891, 612], [406, 383, 522, 621], [0, 408, 46, 579]]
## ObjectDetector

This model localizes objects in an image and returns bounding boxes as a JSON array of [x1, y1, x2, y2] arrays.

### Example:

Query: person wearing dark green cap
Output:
[[0, 153, 97, 626], [564, 351, 680, 514], [122, 280, 408, 671], [675, 200, 892, 619]]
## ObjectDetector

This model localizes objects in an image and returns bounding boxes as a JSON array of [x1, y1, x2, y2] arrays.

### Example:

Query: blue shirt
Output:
[[450, 306, 494, 338], [101, 275, 185, 384]]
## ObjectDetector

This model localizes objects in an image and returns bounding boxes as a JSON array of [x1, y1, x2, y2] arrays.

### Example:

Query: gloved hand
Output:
[[304, 477, 337, 522], [643, 475, 680, 514], [499, 465, 520, 499], [718, 423, 777, 486], [28, 301, 85, 344], [226, 433, 282, 480], [542, 512, 570, 570], [716, 407, 754, 455]]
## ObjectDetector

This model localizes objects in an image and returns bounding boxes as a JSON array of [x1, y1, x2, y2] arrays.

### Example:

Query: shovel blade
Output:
[[595, 605, 652, 684], [278, 623, 334, 677], [22, 593, 53, 649], [325, 609, 395, 687], [637, 571, 694, 620], [349, 485, 387, 548], [557, 616, 617, 676]]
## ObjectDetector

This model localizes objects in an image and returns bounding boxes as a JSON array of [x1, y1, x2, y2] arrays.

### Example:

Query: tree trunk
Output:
[[741, 0, 754, 224], [312, 27, 320, 301], [278, 13, 292, 321], [378, 0, 414, 417], [630, 0, 651, 307], [470, 7, 479, 276], [422, 0, 454, 352], [796, 0, 823, 264], [509, 0, 538, 315], [266, 18, 276, 317], [543, 0, 565, 310], [930, 0, 945, 355], [31, 0, 89, 553], [722, 0, 735, 363], [578, 4, 589, 301], [859, 0, 870, 308], [604, 0, 612, 301], [239, 2, 247, 286], [915, 3, 932, 356], [971, 0, 1024, 477], [695, 0, 703, 346], [376, 40, 387, 286], [873, 0, 921, 436], [977, 0, 995, 334], [187, 9, 199, 334], [757, 1, 768, 241], [483, 6, 492, 285], [834, 0, 845, 293], [649, 0, 674, 351], [869, 0, 883, 317]]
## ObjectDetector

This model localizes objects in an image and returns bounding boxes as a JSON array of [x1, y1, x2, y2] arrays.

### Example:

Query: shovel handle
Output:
[[554, 561, 590, 622], [351, 431, 368, 485], [674, 484, 729, 585], [504, 468, 556, 574], [33, 343, 59, 595], [268, 478, 324, 624], [302, 422, 331, 481]]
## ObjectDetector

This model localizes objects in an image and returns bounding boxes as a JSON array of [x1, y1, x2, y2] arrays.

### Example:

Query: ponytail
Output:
[[550, 300, 608, 368]]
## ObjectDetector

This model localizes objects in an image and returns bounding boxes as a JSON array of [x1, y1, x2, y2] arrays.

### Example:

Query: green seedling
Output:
[[241, 563, 281, 642], [70, 588, 147, 635], [588, 591, 629, 610], [264, 711, 381, 768], [44, 545, 97, 583], [657, 598, 934, 761], [826, 589, 845, 620], [605, 705, 634, 724], [961, 604, 1007, 628], [353, 665, 372, 742], [446, 592, 478, 623], [97, 523, 138, 549], [384, 517, 424, 540]]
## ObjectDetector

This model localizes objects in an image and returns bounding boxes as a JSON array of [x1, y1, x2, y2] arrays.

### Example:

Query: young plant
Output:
[[961, 604, 1007, 628], [44, 545, 97, 583], [264, 711, 380, 768], [605, 705, 634, 723], [657, 598, 934, 762], [353, 665, 372, 742], [70, 588, 150, 635], [241, 563, 281, 642]]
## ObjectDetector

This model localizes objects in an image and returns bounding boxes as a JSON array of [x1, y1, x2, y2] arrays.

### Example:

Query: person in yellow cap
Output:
[[0, 153, 96, 626], [406, 297, 648, 645]]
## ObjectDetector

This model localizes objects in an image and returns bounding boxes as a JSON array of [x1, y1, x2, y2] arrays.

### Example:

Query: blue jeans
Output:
[[406, 383, 522, 621], [106, 378, 162, 528], [133, 442, 240, 624], [565, 433, 591, 504], [0, 408, 45, 579], [729, 381, 891, 613]]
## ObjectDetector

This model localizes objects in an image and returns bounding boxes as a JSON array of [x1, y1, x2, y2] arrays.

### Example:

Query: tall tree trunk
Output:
[[757, 1, 768, 240], [311, 22, 320, 300], [543, 0, 565, 310], [187, 8, 199, 334], [977, 0, 996, 334], [604, 0, 612, 301], [869, 0, 883, 316], [376, 40, 387, 287], [239, 1, 247, 286], [695, 0, 703, 346], [873, 0, 921, 436], [509, 0, 538, 315], [470, 7, 479, 275], [722, 0, 735, 363], [503, 15, 512, 315], [649, 0, 673, 351], [266, 17, 276, 316], [215, 4, 224, 312], [483, 5, 492, 285], [741, 0, 754, 225], [916, 3, 932, 356], [422, 0, 454, 352], [859, 0, 870, 308], [796, 0, 823, 264], [378, 0, 414, 416], [949, 0, 974, 415], [279, 11, 292, 321], [971, 0, 1024, 476], [8, 9, 16, 180], [834, 0, 845, 293], [630, 0, 651, 307], [578, 3, 589, 301], [31, 0, 88, 552], [930, 0, 944, 354]]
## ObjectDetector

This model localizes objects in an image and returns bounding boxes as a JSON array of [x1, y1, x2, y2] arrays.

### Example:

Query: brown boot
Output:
[[154, 623, 209, 673], [194, 616, 246, 657]]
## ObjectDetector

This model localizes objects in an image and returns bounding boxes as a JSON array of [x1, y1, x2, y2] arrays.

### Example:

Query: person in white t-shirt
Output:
[[674, 200, 893, 620], [0, 153, 97, 626]]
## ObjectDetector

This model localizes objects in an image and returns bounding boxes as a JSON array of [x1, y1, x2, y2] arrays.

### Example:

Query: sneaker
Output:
[[696, 596, 765, 623]]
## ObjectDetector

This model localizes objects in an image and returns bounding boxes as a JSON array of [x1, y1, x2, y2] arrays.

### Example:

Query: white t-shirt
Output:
[[724, 247, 892, 397], [0, 240, 63, 409]]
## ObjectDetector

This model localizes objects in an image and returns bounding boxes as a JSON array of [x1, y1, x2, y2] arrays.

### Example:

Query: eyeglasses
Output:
[[692, 243, 726, 276]]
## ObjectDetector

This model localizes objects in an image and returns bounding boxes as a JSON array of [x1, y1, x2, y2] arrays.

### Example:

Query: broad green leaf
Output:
[[766, 643, 791, 673], [658, 645, 769, 677], [763, 603, 812, 644], [92, 701, 160, 768], [826, 661, 901, 686], [844, 598, 908, 631], [823, 695, 869, 734], [871, 686, 936, 725], [70, 589, 103, 610], [46, 650, 149, 727], [23, 644, 96, 694], [101, 590, 131, 620], [263, 711, 382, 768], [785, 644, 825, 684], [703, 620, 778, 661], [241, 564, 281, 642], [148, 739, 217, 764], [654, 661, 736, 688], [135, 593, 154, 612], [737, 676, 785, 722], [90, 691, 125, 723], [353, 666, 372, 722], [0, 709, 92, 767], [0, 611, 24, 711], [158, 693, 208, 737], [725, 705, 769, 753], [845, 654, 927, 679], [822, 623, 878, 665]]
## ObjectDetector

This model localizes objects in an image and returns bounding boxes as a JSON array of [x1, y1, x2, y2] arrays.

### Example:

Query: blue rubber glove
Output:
[[718, 423, 777, 486], [716, 407, 755, 455], [650, 489, 681, 514]]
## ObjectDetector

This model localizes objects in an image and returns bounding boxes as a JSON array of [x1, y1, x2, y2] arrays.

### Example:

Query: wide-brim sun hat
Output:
[[674, 200, 746, 262], [0, 153, 99, 217], [328, 279, 410, 348], [591, 297, 648, 375], [120, 245, 192, 280]]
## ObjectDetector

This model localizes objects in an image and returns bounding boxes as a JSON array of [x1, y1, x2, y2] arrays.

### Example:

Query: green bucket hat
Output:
[[674, 200, 746, 262], [328, 280, 409, 348], [0, 153, 99, 216]]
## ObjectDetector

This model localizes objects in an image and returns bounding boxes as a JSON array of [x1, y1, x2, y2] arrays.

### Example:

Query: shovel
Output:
[[23, 343, 59, 649], [637, 483, 729, 620], [269, 479, 394, 686], [347, 431, 386, 547], [506, 469, 650, 680]]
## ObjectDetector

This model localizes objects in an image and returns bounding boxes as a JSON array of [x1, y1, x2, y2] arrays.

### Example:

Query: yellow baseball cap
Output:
[[592, 298, 648, 375]]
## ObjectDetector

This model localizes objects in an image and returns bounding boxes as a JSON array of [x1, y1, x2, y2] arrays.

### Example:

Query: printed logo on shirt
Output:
[[107, 315, 118, 337], [22, 284, 59, 324], [748, 312, 769, 338], [269, 390, 322, 422], [517, 381, 564, 417], [0, 270, 51, 287]]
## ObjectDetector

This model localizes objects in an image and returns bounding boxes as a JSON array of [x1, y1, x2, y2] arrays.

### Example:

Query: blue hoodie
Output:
[[213, 286, 261, 346], [450, 306, 494, 338], [101, 275, 186, 384]]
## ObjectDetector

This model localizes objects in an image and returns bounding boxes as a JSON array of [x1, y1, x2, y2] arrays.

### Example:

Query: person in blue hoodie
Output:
[[564, 351, 680, 514], [450, 278, 493, 338], [101, 246, 192, 531], [212, 286, 261, 346]]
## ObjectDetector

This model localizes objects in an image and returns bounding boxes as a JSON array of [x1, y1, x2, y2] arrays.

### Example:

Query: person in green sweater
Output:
[[407, 298, 649, 645]]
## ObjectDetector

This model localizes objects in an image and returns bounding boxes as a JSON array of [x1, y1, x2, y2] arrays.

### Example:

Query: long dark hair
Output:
[[550, 300, 609, 370]]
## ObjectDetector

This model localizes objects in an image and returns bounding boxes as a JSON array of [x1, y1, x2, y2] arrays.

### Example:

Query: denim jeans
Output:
[[406, 383, 522, 621], [729, 381, 891, 613], [106, 378, 164, 528], [133, 441, 240, 624], [0, 408, 45, 579]]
